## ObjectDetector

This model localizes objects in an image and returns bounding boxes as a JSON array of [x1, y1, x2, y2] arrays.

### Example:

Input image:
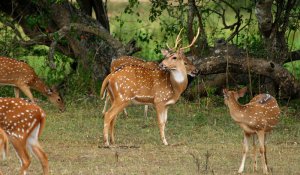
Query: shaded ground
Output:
[[1, 98, 300, 174]]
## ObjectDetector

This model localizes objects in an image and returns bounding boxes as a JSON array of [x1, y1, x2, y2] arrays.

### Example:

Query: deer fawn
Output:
[[100, 29, 199, 147], [0, 57, 65, 112], [223, 87, 280, 174], [0, 98, 49, 175]]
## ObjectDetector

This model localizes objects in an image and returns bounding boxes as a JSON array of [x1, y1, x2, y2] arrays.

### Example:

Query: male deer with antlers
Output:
[[223, 87, 280, 174], [102, 50, 195, 118], [100, 29, 199, 147], [0, 98, 49, 175], [0, 57, 65, 112]]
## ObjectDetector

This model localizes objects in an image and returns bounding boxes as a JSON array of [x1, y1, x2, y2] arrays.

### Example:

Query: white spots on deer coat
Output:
[[224, 91, 280, 133], [0, 97, 44, 139]]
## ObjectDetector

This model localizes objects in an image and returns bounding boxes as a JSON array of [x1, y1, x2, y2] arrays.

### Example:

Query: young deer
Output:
[[0, 57, 65, 112], [0, 98, 49, 175], [223, 87, 280, 174], [100, 29, 199, 147]]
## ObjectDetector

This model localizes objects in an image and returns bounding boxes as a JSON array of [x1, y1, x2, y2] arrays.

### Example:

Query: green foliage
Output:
[[284, 61, 300, 80]]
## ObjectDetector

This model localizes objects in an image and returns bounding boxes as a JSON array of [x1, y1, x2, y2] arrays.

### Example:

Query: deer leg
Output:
[[109, 116, 118, 145], [14, 87, 20, 98], [10, 139, 31, 175], [144, 105, 149, 118], [18, 85, 35, 102], [257, 131, 268, 174], [155, 105, 169, 145], [26, 124, 49, 175], [252, 135, 258, 172], [102, 94, 110, 116], [238, 132, 250, 174], [30, 143, 49, 175], [103, 101, 128, 147]]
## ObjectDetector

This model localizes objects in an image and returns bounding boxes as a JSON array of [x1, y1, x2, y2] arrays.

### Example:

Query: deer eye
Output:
[[172, 56, 177, 60], [184, 62, 187, 65], [57, 98, 61, 102]]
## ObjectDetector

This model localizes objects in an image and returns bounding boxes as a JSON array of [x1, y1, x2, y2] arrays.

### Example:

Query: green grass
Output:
[[1, 97, 299, 174]]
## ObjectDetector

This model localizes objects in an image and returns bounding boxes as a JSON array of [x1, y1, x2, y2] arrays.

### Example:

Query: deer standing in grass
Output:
[[223, 87, 280, 174], [0, 97, 49, 175], [0, 57, 65, 112], [100, 29, 199, 147], [102, 52, 195, 118]]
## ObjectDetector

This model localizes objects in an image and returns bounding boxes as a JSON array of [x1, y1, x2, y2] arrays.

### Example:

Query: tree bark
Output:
[[255, 0, 297, 63]]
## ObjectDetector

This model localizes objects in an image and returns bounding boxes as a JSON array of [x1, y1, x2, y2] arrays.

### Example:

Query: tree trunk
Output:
[[0, 0, 137, 82]]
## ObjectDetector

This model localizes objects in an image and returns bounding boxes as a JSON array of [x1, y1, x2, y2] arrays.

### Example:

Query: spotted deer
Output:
[[102, 53, 196, 118], [223, 87, 280, 174], [0, 57, 65, 112], [102, 56, 159, 118], [100, 29, 199, 147], [0, 98, 49, 175]]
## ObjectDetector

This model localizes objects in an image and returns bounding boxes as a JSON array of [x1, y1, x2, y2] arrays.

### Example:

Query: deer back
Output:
[[110, 56, 159, 72], [103, 65, 172, 104], [0, 57, 36, 86]]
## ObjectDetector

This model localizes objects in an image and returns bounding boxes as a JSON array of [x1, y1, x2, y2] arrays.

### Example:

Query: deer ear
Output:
[[161, 49, 170, 57], [238, 87, 247, 97]]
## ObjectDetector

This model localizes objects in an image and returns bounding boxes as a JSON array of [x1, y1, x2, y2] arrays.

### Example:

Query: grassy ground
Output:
[[0, 96, 299, 175]]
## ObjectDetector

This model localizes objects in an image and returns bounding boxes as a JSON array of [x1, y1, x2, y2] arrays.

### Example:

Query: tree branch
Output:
[[194, 52, 300, 98]]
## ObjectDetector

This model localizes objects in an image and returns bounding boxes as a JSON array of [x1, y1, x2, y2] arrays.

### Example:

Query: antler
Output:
[[180, 28, 200, 50], [166, 28, 184, 51]]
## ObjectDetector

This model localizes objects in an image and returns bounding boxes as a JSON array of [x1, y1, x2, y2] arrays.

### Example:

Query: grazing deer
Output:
[[100, 29, 199, 147], [0, 57, 65, 112], [0, 98, 49, 175], [223, 87, 280, 174]]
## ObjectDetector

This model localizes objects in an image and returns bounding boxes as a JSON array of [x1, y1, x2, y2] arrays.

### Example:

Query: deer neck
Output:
[[226, 98, 246, 123], [169, 68, 188, 100], [31, 78, 51, 97]]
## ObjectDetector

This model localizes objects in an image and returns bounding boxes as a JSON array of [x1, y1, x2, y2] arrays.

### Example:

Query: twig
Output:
[[190, 152, 201, 174]]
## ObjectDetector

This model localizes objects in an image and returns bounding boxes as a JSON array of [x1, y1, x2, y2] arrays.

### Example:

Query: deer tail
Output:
[[100, 74, 111, 99]]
